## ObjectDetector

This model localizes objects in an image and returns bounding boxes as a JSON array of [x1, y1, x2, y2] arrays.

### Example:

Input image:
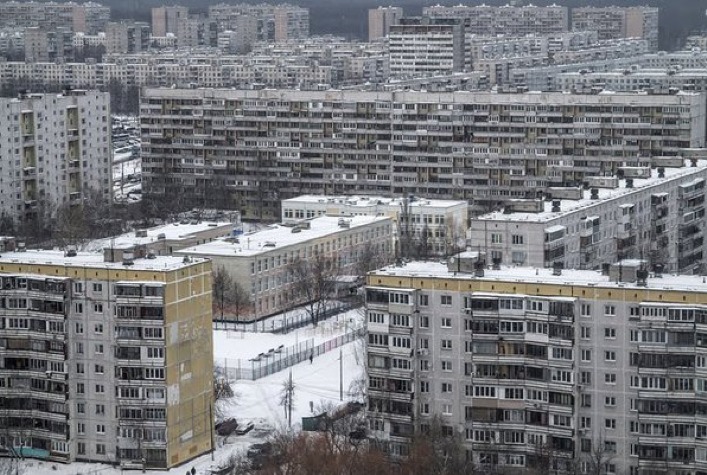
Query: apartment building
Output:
[[368, 6, 403, 42], [571, 6, 660, 51], [556, 67, 707, 96], [104, 21, 151, 55], [0, 1, 109, 34], [366, 257, 707, 473], [281, 195, 468, 256], [389, 18, 465, 78], [0, 249, 213, 468], [151, 6, 188, 37], [469, 156, 707, 275], [423, 4, 568, 37], [24, 27, 74, 63], [175, 215, 393, 318], [0, 90, 112, 226], [274, 6, 309, 42], [208, 4, 309, 47], [139, 88, 706, 218]]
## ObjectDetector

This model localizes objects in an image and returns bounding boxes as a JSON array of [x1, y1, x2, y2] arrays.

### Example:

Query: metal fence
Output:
[[215, 302, 357, 334], [216, 327, 364, 381]]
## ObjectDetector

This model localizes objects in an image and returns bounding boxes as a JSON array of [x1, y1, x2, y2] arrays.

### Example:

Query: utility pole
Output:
[[339, 348, 343, 401], [287, 369, 293, 429]]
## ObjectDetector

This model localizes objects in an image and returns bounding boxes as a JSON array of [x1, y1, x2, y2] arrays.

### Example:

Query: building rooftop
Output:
[[371, 261, 707, 294], [475, 158, 707, 223], [0, 250, 205, 272], [282, 194, 467, 210], [177, 215, 391, 258], [83, 221, 236, 252]]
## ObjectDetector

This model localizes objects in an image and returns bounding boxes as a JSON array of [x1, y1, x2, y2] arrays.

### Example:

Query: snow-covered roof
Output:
[[372, 261, 707, 293], [178, 215, 392, 258], [282, 194, 467, 210], [476, 159, 707, 223], [0, 250, 206, 271], [83, 221, 235, 252]]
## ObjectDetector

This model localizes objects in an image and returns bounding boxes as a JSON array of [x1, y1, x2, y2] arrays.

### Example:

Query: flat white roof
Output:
[[282, 194, 467, 210], [177, 215, 392, 258], [83, 221, 235, 251], [475, 159, 707, 223], [372, 261, 707, 293], [0, 250, 206, 271]]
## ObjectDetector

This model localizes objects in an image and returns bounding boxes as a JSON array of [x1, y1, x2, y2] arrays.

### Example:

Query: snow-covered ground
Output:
[[213, 307, 364, 362], [18, 310, 366, 475]]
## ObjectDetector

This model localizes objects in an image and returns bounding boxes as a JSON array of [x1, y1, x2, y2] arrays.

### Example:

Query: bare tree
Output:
[[213, 266, 252, 324], [288, 253, 340, 327], [580, 434, 616, 475], [400, 415, 476, 475]]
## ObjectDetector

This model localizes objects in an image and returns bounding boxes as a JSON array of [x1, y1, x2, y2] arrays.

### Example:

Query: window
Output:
[[76, 363, 84, 374], [604, 441, 617, 453], [78, 442, 86, 455], [580, 372, 592, 385], [605, 373, 617, 384], [441, 317, 452, 328], [74, 282, 84, 294], [94, 323, 103, 334], [92, 283, 103, 293], [604, 327, 616, 339], [580, 417, 591, 429], [441, 361, 452, 372], [580, 304, 591, 316], [96, 424, 105, 434], [77, 383, 85, 394], [581, 349, 592, 362], [605, 351, 616, 362], [420, 403, 430, 415], [581, 394, 592, 408], [491, 233, 502, 244], [442, 382, 453, 393], [581, 326, 591, 339], [96, 444, 105, 455], [77, 422, 85, 434], [441, 295, 452, 306], [512, 234, 523, 245], [368, 312, 384, 324], [420, 381, 429, 393], [95, 384, 104, 394], [95, 344, 104, 355], [147, 347, 164, 359], [442, 404, 452, 415], [604, 305, 616, 316], [93, 303, 103, 313], [420, 360, 429, 371], [441, 339, 452, 350], [77, 403, 85, 415], [419, 316, 429, 328], [419, 294, 429, 306], [95, 404, 105, 416], [605, 396, 616, 407]]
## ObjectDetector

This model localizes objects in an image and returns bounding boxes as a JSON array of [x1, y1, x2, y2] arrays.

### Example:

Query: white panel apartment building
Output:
[[281, 195, 468, 256], [140, 88, 706, 218], [571, 6, 660, 51], [388, 18, 466, 79], [469, 157, 707, 275], [423, 4, 569, 36], [0, 90, 111, 225], [366, 259, 707, 474]]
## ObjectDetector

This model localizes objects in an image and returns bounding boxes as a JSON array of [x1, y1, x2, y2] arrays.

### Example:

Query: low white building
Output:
[[281, 195, 469, 256], [175, 215, 394, 319]]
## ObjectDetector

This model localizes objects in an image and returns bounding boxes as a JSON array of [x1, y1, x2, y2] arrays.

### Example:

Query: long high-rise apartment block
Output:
[[0, 250, 213, 469], [0, 1, 109, 34], [571, 6, 659, 51], [365, 258, 707, 474], [423, 4, 569, 36], [140, 88, 706, 219], [0, 90, 112, 226]]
